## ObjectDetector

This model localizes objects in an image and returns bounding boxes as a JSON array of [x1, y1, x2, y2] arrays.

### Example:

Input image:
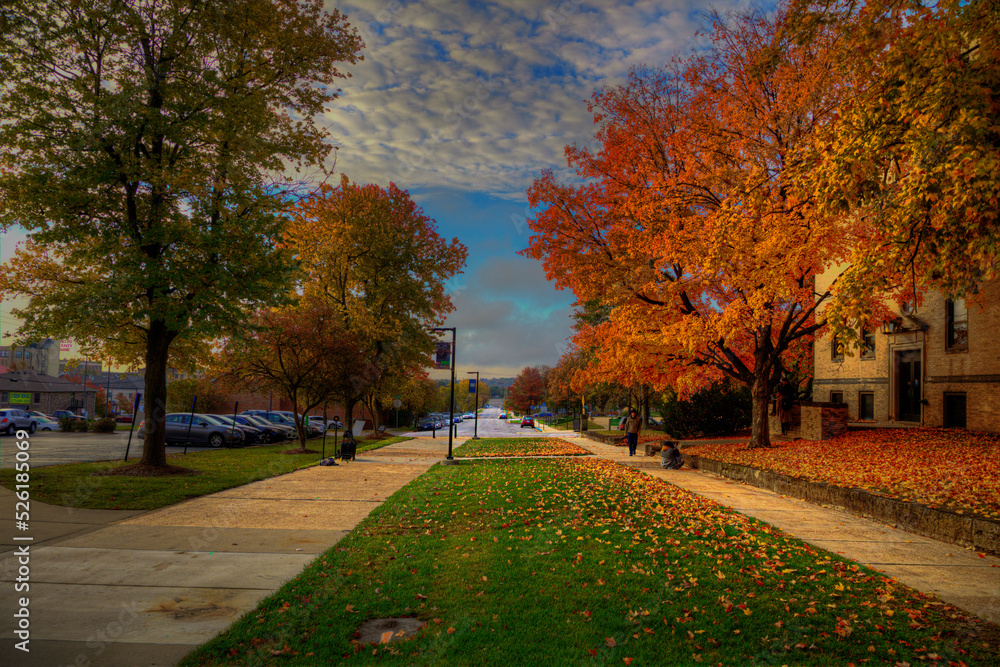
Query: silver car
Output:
[[0, 409, 37, 435], [138, 413, 245, 448]]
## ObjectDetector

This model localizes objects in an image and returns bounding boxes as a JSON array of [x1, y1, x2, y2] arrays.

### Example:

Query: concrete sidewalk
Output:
[[574, 436, 1000, 626], [0, 437, 460, 667]]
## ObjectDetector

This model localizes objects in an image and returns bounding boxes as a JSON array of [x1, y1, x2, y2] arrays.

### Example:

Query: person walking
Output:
[[776, 378, 795, 435], [623, 408, 642, 456]]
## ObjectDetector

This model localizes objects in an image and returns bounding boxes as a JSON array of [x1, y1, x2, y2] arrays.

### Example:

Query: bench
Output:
[[340, 431, 358, 461]]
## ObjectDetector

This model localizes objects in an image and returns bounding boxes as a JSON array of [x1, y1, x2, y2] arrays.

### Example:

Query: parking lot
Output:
[[0, 429, 229, 469]]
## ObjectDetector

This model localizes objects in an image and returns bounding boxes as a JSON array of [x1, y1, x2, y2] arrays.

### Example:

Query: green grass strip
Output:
[[181, 458, 998, 666], [0, 437, 411, 511], [453, 437, 589, 457]]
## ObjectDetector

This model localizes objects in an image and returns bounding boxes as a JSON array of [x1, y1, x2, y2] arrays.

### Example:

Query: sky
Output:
[[1, 0, 745, 378]]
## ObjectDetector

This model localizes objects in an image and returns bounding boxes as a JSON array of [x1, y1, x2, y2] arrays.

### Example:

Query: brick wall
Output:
[[814, 273, 1000, 432], [769, 402, 847, 441]]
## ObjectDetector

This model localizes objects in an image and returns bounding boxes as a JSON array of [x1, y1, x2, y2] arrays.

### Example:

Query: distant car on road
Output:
[[415, 418, 437, 431], [462, 413, 475, 420], [499, 413, 507, 419], [520, 416, 535, 428], [52, 410, 83, 421]]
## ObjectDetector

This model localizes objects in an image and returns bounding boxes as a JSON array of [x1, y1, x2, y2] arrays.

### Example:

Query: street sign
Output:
[[434, 342, 452, 369], [392, 398, 402, 408], [468, 379, 477, 394]]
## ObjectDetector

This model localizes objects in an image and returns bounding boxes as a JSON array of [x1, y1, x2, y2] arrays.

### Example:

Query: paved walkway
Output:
[[2, 433, 997, 666]]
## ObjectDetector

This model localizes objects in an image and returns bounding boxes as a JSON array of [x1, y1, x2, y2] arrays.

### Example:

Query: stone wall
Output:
[[769, 402, 847, 441], [684, 454, 1000, 556]]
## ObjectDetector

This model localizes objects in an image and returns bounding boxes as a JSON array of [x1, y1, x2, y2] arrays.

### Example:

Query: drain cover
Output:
[[356, 617, 425, 645]]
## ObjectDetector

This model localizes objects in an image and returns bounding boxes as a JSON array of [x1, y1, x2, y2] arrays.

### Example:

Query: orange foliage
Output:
[[524, 7, 867, 447]]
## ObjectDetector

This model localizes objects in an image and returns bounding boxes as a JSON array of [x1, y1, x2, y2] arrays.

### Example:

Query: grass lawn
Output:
[[0, 436, 411, 511], [180, 457, 998, 666], [453, 437, 590, 457], [683, 428, 1000, 521]]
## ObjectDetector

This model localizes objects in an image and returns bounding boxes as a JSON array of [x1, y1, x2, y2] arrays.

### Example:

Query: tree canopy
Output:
[[0, 0, 363, 467]]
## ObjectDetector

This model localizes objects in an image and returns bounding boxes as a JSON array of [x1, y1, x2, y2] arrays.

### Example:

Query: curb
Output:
[[683, 453, 1000, 557]]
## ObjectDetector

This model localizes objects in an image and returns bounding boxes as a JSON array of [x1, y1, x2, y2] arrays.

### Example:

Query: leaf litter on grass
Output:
[[453, 437, 590, 458], [183, 457, 999, 667]]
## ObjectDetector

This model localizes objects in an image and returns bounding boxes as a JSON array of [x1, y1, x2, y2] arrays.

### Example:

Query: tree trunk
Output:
[[748, 371, 773, 450], [140, 320, 174, 467], [345, 397, 357, 433]]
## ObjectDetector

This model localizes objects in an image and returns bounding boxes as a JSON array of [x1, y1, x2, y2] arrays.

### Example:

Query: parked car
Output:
[[138, 413, 245, 447], [229, 415, 289, 443], [207, 415, 267, 444], [520, 416, 535, 428], [34, 416, 62, 432], [27, 410, 51, 420], [0, 409, 37, 435], [462, 413, 475, 420], [52, 409, 84, 421], [114, 414, 134, 423], [416, 418, 438, 431], [499, 413, 507, 419]]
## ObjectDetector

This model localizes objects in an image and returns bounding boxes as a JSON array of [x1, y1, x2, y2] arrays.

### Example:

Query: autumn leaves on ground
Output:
[[685, 428, 1000, 522], [183, 442, 999, 667]]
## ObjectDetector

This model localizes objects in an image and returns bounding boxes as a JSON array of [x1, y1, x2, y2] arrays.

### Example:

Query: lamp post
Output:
[[432, 327, 458, 464], [466, 370, 479, 440]]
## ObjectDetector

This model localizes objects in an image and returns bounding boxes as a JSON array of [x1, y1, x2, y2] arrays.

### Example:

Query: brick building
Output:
[[0, 339, 61, 376], [813, 277, 1000, 432], [0, 370, 97, 415]]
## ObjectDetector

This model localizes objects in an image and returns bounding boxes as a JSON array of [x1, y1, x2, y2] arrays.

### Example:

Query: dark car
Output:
[[52, 409, 83, 421], [415, 418, 438, 431], [208, 415, 267, 444], [520, 416, 535, 428], [138, 413, 245, 448], [499, 413, 507, 419], [230, 414, 289, 442]]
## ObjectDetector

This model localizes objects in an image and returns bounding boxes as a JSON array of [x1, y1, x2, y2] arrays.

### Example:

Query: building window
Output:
[[14, 350, 23, 358], [943, 392, 967, 428], [859, 392, 875, 421], [831, 332, 845, 361], [1, 391, 7, 402], [861, 328, 876, 359], [0, 350, 7, 357], [830, 391, 844, 404], [946, 298, 968, 350], [34, 393, 41, 403]]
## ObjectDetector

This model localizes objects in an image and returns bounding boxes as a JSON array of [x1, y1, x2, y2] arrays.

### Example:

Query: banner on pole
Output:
[[434, 342, 452, 370], [468, 379, 477, 394]]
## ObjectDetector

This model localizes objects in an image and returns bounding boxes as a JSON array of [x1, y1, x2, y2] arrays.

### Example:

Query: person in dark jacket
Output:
[[661, 441, 683, 469]]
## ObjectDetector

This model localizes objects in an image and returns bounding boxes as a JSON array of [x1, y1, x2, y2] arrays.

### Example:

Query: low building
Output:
[[0, 370, 97, 415], [813, 279, 1000, 431]]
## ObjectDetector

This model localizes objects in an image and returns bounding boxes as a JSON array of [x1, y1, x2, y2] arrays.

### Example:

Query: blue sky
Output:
[[1, 0, 745, 377], [327, 0, 745, 378]]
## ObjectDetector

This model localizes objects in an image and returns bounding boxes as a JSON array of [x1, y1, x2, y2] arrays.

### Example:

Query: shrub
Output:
[[59, 417, 87, 432], [656, 380, 752, 439], [90, 417, 117, 433]]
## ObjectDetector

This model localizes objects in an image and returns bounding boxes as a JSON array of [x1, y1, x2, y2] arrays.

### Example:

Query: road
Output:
[[398, 406, 570, 438]]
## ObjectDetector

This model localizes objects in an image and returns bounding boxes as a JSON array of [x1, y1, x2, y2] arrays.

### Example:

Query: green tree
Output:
[[285, 176, 467, 431], [0, 0, 362, 469]]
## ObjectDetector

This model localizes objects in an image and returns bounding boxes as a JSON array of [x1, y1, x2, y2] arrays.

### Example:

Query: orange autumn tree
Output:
[[788, 0, 1000, 330], [525, 7, 861, 448]]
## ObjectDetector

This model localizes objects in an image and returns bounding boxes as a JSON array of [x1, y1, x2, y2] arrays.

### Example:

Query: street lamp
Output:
[[466, 370, 479, 440], [432, 327, 458, 464]]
